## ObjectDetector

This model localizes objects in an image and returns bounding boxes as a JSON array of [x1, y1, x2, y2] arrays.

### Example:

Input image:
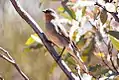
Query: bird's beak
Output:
[[42, 9, 46, 13]]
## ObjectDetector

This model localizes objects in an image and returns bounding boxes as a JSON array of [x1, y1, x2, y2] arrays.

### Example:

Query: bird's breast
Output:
[[45, 30, 69, 48]]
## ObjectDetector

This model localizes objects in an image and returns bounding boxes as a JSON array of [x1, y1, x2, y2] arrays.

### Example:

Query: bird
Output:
[[42, 8, 88, 72]]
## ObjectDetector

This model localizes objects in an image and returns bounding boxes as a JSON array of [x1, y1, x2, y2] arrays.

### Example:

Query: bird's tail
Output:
[[68, 41, 88, 73]]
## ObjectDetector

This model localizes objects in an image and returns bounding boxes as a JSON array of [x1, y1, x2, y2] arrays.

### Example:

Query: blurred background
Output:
[[0, 0, 67, 80]]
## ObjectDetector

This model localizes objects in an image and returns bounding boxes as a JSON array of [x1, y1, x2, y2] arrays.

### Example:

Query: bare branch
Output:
[[9, 0, 79, 79], [0, 47, 29, 80], [0, 47, 14, 61]]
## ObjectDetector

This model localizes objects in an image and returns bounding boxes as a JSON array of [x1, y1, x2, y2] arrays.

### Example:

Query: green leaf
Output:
[[64, 53, 76, 65], [77, 35, 87, 49], [89, 64, 108, 76], [59, 13, 72, 20], [81, 56, 88, 62], [83, 38, 94, 55], [25, 36, 35, 46], [69, 9, 76, 20], [25, 34, 42, 46], [109, 35, 119, 50], [89, 64, 101, 72], [82, 6, 87, 17], [107, 31, 119, 39], [57, 6, 64, 12], [64, 8, 76, 20], [49, 62, 57, 74], [24, 47, 31, 53], [100, 10, 108, 25]]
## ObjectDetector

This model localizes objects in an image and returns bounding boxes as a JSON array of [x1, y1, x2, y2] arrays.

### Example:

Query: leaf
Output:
[[94, 52, 105, 58], [49, 62, 57, 74], [89, 64, 101, 72], [77, 35, 87, 49], [109, 35, 119, 50], [64, 54, 76, 65], [29, 44, 43, 49], [64, 8, 76, 20], [25, 36, 35, 46], [107, 31, 119, 39], [83, 38, 94, 55], [68, 9, 76, 20], [31, 34, 42, 44], [82, 6, 87, 17], [99, 69, 108, 75], [89, 64, 108, 76], [81, 56, 88, 62], [24, 47, 31, 53], [69, 20, 79, 40], [72, 30, 78, 41], [59, 13, 72, 20], [25, 34, 42, 46], [100, 10, 108, 25], [57, 6, 64, 12]]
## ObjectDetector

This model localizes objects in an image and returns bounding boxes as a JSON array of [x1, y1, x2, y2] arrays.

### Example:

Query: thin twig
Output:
[[116, 51, 119, 68], [101, 56, 115, 72], [102, 39, 118, 73], [108, 43, 119, 73], [0, 47, 13, 61], [96, 44, 115, 72], [88, 21, 115, 72], [103, 40, 118, 73], [0, 47, 29, 80], [9, 0, 78, 79], [95, 2, 119, 22]]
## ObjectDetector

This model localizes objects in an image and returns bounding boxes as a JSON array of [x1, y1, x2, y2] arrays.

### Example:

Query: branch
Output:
[[0, 75, 4, 80], [108, 43, 119, 73], [9, 0, 79, 79], [0, 47, 29, 80], [95, 2, 119, 22], [88, 21, 116, 72]]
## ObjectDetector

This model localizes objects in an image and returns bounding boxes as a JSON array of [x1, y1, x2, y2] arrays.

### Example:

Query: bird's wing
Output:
[[51, 19, 70, 43]]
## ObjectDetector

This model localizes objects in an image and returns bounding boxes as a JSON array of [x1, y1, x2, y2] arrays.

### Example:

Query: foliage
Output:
[[26, 0, 119, 79]]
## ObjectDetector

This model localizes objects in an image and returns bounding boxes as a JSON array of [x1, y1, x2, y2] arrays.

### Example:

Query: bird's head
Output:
[[42, 8, 55, 14], [42, 8, 58, 22]]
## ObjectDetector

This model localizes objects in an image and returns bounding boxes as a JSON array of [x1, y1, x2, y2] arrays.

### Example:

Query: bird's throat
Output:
[[45, 13, 54, 22]]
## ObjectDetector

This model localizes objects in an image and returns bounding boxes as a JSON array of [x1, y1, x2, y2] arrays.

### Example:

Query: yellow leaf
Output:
[[94, 52, 105, 58], [25, 34, 42, 46], [81, 56, 88, 62]]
